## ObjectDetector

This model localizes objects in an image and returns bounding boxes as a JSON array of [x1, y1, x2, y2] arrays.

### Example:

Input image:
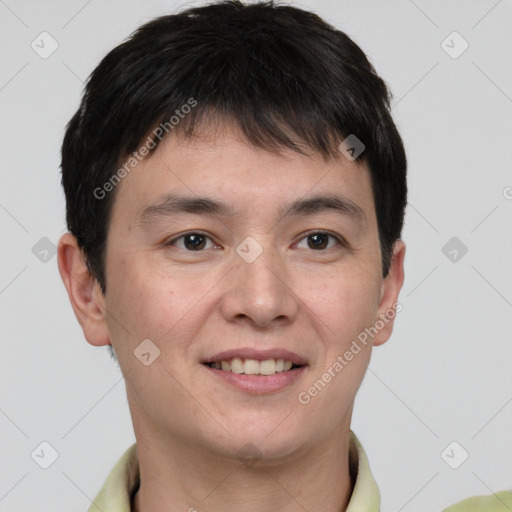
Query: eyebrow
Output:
[[137, 193, 367, 227]]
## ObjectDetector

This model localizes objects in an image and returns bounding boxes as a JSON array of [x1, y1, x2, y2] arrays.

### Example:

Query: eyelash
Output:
[[164, 231, 346, 251]]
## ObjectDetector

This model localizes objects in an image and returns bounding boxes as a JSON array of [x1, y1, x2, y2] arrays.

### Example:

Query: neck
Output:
[[131, 425, 355, 512]]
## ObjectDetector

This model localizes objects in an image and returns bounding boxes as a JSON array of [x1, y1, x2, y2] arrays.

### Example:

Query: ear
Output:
[[57, 233, 111, 347], [372, 240, 406, 347]]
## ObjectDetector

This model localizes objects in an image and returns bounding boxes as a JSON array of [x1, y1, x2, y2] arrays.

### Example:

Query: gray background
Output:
[[1, 0, 511, 510]]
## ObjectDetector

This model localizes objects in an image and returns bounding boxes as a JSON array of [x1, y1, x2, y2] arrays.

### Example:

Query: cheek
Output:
[[104, 259, 175, 346], [105, 257, 214, 362], [296, 273, 378, 425], [302, 265, 381, 344]]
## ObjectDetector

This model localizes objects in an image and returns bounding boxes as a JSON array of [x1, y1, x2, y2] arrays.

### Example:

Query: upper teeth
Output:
[[209, 358, 294, 375]]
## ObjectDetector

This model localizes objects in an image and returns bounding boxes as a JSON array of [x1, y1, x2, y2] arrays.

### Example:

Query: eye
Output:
[[165, 232, 217, 251], [164, 231, 345, 252], [296, 231, 344, 251]]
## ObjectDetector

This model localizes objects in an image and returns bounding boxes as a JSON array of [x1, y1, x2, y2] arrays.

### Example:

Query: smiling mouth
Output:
[[204, 357, 304, 376]]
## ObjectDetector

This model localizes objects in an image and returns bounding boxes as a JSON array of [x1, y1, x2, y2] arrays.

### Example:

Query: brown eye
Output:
[[296, 232, 343, 251], [166, 232, 215, 251]]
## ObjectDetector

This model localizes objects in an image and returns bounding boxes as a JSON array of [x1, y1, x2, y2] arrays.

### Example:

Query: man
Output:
[[57, 1, 511, 510]]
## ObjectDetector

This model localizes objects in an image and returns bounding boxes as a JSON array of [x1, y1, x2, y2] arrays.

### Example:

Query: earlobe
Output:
[[57, 233, 111, 347], [372, 240, 406, 347]]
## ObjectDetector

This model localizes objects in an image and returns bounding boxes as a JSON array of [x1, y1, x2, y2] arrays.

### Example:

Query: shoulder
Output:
[[442, 490, 512, 512]]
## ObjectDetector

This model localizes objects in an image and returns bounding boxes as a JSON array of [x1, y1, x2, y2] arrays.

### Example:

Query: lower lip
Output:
[[204, 365, 307, 394]]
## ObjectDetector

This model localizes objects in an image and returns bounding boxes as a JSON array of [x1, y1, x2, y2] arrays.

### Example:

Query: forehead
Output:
[[110, 123, 376, 229]]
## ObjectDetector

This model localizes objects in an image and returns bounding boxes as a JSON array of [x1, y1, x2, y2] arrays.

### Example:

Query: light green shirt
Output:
[[87, 431, 511, 511]]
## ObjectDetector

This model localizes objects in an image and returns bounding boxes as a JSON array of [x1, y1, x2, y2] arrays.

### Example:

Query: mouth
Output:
[[203, 357, 304, 376], [201, 348, 308, 393]]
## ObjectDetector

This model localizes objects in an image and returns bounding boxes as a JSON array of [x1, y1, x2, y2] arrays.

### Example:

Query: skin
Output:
[[58, 120, 405, 512]]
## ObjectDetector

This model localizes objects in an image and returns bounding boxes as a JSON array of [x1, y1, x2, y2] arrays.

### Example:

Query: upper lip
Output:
[[203, 348, 308, 366]]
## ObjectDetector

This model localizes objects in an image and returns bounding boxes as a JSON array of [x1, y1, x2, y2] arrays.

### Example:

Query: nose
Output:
[[219, 239, 299, 329]]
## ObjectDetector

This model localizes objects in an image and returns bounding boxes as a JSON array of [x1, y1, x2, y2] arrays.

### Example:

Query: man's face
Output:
[[96, 123, 403, 460]]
